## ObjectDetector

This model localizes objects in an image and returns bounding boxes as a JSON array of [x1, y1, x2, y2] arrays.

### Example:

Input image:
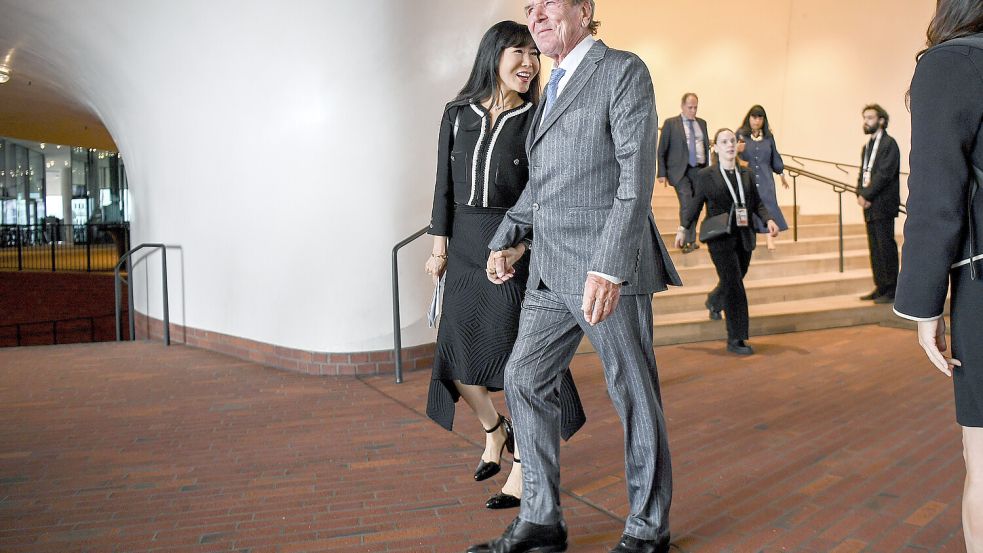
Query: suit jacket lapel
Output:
[[526, 100, 547, 155], [531, 40, 607, 148]]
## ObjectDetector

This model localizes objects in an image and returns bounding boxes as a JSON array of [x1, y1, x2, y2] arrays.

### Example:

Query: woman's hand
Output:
[[425, 254, 447, 283], [918, 318, 961, 377], [766, 220, 780, 238], [780, 173, 790, 190], [674, 229, 687, 249]]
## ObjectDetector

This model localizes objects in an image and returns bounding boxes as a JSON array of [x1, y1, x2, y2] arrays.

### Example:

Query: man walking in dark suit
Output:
[[857, 103, 901, 304], [469, 1, 680, 552], [657, 93, 710, 254]]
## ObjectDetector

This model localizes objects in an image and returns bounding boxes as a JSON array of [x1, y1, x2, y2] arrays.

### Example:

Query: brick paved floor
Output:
[[0, 325, 966, 552]]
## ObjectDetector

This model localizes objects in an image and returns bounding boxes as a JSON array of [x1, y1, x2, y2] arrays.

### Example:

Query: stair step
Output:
[[576, 294, 896, 353], [654, 270, 874, 314], [674, 249, 874, 285], [667, 235, 874, 267]]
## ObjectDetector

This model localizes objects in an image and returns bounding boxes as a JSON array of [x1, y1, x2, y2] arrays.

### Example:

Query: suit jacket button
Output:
[[450, 155, 456, 162], [532, 203, 540, 211], [514, 158, 520, 165]]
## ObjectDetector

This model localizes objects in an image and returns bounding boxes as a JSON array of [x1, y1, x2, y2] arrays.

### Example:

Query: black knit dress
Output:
[[425, 100, 586, 440]]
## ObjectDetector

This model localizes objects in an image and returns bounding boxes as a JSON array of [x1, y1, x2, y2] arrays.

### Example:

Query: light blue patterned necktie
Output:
[[543, 67, 566, 117], [686, 118, 698, 167]]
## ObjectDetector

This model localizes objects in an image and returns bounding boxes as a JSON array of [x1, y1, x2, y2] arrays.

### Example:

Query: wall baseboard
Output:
[[133, 313, 434, 377]]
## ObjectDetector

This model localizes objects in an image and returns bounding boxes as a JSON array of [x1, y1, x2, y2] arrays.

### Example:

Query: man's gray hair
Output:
[[572, 0, 601, 35]]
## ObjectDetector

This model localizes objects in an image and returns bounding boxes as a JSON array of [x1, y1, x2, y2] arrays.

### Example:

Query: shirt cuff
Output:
[[892, 308, 942, 322], [588, 271, 623, 284]]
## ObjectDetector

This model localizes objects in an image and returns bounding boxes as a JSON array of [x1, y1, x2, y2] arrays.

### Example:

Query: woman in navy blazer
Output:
[[677, 129, 779, 355]]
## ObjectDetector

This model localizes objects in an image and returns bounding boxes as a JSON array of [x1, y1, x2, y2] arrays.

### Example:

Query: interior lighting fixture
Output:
[[39, 143, 45, 149], [0, 66, 9, 84]]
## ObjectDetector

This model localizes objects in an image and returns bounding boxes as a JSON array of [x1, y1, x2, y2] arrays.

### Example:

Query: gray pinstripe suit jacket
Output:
[[489, 40, 681, 296]]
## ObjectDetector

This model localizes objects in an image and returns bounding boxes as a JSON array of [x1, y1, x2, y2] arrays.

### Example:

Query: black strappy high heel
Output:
[[485, 458, 521, 509], [474, 414, 514, 481]]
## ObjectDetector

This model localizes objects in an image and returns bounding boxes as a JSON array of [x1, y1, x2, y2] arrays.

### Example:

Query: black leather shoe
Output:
[[705, 299, 722, 320], [486, 492, 521, 509], [859, 289, 880, 301], [474, 415, 514, 481], [727, 339, 754, 355], [610, 533, 670, 553], [467, 517, 567, 553], [873, 293, 895, 304]]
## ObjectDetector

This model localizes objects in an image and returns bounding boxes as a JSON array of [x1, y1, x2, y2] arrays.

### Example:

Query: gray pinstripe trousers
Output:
[[505, 287, 671, 540]]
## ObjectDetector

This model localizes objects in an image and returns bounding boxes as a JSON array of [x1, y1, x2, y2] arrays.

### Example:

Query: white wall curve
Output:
[[0, 0, 521, 351]]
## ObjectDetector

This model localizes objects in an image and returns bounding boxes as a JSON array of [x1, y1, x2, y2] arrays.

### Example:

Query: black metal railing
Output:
[[0, 223, 130, 272], [0, 313, 125, 347], [391, 226, 429, 384], [115, 244, 170, 346]]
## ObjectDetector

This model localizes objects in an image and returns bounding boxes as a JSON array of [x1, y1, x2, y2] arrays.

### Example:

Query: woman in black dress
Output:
[[424, 20, 585, 510], [895, 1, 983, 547], [676, 129, 779, 355]]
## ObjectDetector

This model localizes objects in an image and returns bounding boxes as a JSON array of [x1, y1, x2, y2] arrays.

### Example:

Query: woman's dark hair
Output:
[[919, 0, 983, 58], [451, 21, 541, 106], [710, 128, 736, 166], [737, 105, 772, 139]]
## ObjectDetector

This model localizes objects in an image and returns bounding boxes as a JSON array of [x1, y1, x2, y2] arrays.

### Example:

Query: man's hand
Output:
[[582, 274, 622, 325], [657, 177, 669, 187], [486, 244, 526, 284], [856, 195, 871, 209], [674, 229, 687, 249], [917, 318, 961, 377], [766, 220, 780, 238]]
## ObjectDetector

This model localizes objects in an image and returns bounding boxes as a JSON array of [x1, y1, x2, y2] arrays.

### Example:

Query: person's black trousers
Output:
[[707, 235, 753, 341], [864, 216, 898, 297], [674, 165, 705, 244]]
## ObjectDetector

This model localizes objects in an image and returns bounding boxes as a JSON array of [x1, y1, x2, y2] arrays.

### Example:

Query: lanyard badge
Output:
[[720, 167, 750, 227]]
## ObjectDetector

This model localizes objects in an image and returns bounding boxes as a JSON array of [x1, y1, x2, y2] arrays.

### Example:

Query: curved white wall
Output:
[[0, 0, 522, 352]]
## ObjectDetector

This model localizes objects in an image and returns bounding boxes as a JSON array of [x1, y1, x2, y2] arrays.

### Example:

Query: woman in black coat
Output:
[[676, 128, 779, 355], [894, 1, 983, 546], [424, 21, 585, 510]]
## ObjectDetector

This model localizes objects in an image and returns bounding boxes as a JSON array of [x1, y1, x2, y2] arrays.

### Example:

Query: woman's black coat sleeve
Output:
[[429, 106, 456, 237]]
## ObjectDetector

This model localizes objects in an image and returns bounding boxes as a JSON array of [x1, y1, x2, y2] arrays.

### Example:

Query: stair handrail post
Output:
[[161, 248, 169, 346], [792, 174, 799, 242], [391, 226, 429, 385], [127, 254, 135, 341], [837, 191, 845, 273]]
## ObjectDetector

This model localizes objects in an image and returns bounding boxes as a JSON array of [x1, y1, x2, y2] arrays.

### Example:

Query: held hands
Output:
[[486, 244, 527, 284], [582, 274, 621, 326], [917, 318, 961, 377], [766, 220, 780, 238]]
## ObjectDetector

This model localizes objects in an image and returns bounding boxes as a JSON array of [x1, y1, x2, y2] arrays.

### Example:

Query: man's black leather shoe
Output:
[[859, 289, 880, 301], [727, 339, 754, 355], [467, 517, 567, 553], [610, 533, 670, 553]]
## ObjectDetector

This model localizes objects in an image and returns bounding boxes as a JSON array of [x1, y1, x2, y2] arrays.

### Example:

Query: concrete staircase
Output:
[[579, 185, 901, 352], [649, 184, 898, 346]]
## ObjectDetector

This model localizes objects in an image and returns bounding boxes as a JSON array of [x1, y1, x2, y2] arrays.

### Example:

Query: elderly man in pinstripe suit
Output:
[[469, 1, 681, 552]]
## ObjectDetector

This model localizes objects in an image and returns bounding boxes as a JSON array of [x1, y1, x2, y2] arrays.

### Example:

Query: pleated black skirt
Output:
[[426, 205, 585, 440]]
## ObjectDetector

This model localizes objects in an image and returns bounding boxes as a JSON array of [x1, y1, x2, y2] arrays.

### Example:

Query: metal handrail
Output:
[[114, 243, 170, 346], [786, 153, 910, 177], [784, 165, 907, 274], [391, 226, 429, 384]]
